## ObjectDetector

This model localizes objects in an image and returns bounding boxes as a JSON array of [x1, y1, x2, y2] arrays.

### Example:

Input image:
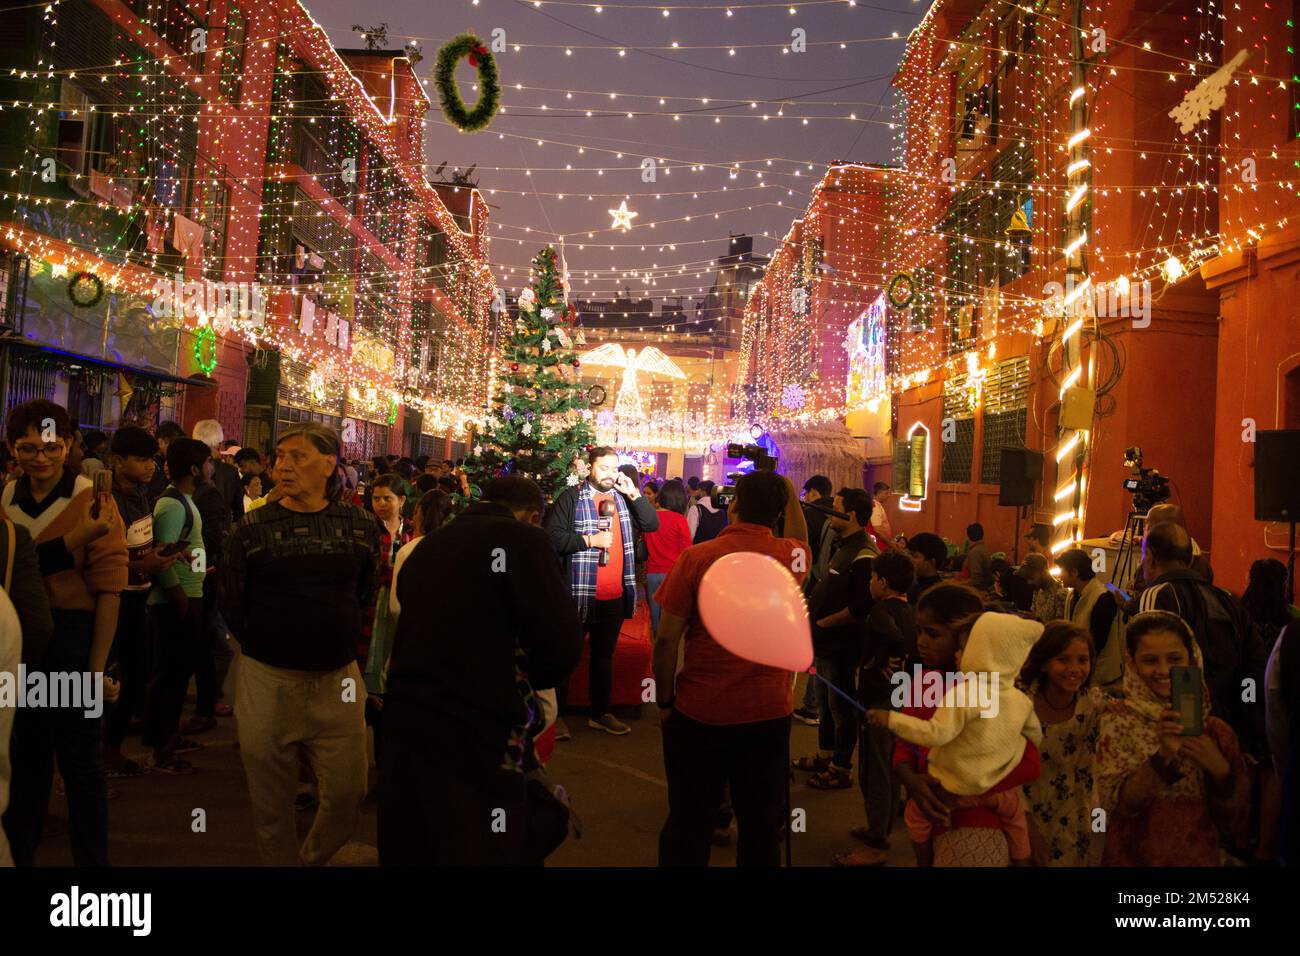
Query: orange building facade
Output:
[[0, 0, 495, 460]]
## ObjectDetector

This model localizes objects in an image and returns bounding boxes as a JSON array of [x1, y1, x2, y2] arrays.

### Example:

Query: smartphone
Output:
[[1105, 581, 1132, 603], [91, 468, 113, 519], [1170, 665, 1204, 736]]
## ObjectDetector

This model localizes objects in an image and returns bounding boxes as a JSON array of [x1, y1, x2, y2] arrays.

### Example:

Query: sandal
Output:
[[792, 754, 832, 773], [808, 768, 853, 790], [106, 758, 149, 779]]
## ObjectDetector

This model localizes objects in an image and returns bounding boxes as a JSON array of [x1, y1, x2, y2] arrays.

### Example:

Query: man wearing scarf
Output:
[[545, 446, 659, 738]]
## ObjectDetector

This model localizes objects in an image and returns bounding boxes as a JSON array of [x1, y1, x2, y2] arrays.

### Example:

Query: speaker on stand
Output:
[[999, 448, 1044, 563], [1254, 430, 1300, 605]]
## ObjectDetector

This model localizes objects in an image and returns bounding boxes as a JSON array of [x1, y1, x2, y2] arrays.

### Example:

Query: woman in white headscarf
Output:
[[1095, 611, 1248, 866]]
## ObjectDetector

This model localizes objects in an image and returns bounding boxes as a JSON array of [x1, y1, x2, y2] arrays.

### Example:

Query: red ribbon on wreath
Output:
[[467, 44, 488, 68]]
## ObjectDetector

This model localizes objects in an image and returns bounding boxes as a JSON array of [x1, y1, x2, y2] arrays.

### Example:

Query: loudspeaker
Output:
[[1254, 430, 1300, 521], [999, 447, 1044, 507]]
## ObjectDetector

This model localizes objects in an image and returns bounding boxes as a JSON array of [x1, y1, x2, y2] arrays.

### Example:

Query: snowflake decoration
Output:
[[541, 307, 554, 321], [1169, 49, 1249, 134], [473, 444, 483, 456], [541, 337, 551, 353], [521, 421, 532, 436], [782, 383, 807, 410], [566, 473, 580, 487]]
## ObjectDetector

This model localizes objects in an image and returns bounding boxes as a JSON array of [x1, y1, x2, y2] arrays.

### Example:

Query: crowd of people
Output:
[[0, 405, 1296, 868]]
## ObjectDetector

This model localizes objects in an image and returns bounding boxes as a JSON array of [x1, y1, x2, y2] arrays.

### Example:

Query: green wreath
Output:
[[68, 271, 105, 309], [887, 272, 915, 310], [434, 33, 500, 133], [194, 326, 218, 376]]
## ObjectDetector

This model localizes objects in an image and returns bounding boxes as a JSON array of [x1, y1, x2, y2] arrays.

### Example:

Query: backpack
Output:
[[1161, 578, 1266, 755], [159, 486, 197, 546], [692, 504, 728, 544]]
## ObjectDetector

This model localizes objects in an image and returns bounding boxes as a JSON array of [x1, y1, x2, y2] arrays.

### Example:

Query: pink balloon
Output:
[[698, 551, 812, 672]]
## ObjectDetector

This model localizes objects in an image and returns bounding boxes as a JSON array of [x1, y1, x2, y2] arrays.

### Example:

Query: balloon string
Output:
[[807, 667, 868, 716]]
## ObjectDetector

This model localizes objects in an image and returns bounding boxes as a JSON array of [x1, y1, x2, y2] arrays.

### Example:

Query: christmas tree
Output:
[[465, 246, 595, 498]]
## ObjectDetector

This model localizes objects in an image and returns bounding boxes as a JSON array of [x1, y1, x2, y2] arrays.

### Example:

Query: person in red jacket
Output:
[[644, 479, 693, 635]]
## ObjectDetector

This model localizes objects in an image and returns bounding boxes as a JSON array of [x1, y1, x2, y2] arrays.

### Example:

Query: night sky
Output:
[[303, 0, 928, 317]]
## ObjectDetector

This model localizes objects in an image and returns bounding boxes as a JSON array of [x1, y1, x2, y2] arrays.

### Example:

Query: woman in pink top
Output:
[[644, 479, 693, 635]]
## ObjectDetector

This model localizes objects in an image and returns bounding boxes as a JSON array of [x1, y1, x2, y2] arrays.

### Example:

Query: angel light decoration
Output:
[[577, 343, 686, 422]]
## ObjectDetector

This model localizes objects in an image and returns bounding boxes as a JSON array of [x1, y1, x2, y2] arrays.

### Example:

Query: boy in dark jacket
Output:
[[837, 549, 916, 866]]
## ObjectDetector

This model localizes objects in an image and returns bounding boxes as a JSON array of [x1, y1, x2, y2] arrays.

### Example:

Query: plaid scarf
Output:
[[571, 480, 636, 621]]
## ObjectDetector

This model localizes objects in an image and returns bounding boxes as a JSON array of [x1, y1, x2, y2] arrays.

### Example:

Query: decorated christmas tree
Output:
[[465, 246, 595, 498]]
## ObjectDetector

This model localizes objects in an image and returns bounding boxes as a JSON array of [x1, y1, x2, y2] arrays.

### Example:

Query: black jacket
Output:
[[809, 530, 877, 658], [0, 520, 53, 665], [544, 482, 659, 618], [386, 502, 583, 760]]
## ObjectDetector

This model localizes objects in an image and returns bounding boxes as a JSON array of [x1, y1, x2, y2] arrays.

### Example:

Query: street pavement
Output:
[[33, 674, 914, 867]]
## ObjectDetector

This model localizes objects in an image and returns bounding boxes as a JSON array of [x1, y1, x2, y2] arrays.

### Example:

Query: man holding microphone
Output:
[[546, 446, 659, 739]]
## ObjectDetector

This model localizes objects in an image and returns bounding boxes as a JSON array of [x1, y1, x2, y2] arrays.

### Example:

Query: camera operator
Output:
[[651, 470, 807, 866], [545, 446, 659, 739]]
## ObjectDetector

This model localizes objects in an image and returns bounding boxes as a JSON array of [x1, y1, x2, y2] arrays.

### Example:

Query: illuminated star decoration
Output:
[[608, 200, 637, 232]]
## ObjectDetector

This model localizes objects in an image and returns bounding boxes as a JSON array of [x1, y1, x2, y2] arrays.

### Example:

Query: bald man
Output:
[[1139, 521, 1267, 757], [1145, 503, 1212, 581]]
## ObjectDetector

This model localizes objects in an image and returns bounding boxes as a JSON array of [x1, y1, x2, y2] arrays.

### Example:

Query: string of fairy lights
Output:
[[734, 0, 1290, 478], [4, 0, 1295, 457]]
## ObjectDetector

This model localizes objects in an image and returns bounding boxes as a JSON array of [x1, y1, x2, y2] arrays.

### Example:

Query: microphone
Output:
[[598, 499, 615, 567], [800, 499, 850, 520]]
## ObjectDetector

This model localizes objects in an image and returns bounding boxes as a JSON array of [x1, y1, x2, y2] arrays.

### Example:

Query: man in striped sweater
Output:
[[1, 399, 127, 866]]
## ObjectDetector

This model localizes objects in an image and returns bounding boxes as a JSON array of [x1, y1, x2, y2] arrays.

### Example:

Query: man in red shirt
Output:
[[651, 469, 808, 866]]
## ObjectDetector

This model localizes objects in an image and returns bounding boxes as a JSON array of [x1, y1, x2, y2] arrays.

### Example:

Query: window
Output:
[[199, 172, 228, 280], [220, 7, 246, 106], [979, 357, 1031, 484], [990, 142, 1035, 284], [907, 266, 935, 330], [56, 81, 92, 179], [941, 374, 976, 483]]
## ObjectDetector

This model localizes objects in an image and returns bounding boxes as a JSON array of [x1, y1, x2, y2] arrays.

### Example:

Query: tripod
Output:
[[1112, 510, 1147, 596]]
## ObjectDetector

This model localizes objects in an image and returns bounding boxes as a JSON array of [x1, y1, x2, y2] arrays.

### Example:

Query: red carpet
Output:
[[564, 602, 653, 709]]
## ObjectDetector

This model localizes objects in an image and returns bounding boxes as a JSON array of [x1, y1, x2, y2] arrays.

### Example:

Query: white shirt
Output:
[[686, 497, 719, 539], [388, 536, 424, 616], [871, 498, 891, 539]]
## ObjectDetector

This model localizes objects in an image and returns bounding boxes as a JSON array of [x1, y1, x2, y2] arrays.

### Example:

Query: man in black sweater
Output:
[[544, 446, 658, 738], [220, 422, 380, 866], [379, 476, 582, 865]]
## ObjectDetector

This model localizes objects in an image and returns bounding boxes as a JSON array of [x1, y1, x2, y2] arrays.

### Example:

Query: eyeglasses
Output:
[[13, 442, 67, 459]]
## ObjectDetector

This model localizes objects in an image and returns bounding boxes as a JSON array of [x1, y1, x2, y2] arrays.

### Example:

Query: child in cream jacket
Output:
[[868, 612, 1044, 862]]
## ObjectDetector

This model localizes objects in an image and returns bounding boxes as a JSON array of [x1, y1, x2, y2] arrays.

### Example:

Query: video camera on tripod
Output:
[[1121, 446, 1171, 514], [710, 443, 781, 509]]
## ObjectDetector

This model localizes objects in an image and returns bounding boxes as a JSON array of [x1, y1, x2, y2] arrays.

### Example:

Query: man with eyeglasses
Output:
[[1, 399, 127, 866]]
